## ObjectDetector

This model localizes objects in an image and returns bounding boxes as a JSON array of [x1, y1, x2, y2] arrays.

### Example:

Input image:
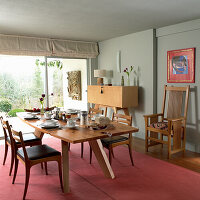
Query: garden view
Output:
[[0, 55, 63, 117]]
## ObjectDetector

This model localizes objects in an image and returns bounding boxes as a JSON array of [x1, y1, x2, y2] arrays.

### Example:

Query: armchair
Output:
[[144, 85, 190, 159]]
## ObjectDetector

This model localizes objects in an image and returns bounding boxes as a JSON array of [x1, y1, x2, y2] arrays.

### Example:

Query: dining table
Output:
[[17, 112, 139, 193]]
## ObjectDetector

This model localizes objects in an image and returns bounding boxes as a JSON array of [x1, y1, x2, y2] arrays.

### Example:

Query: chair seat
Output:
[[7, 132, 41, 145], [150, 122, 168, 130], [101, 135, 128, 146], [17, 144, 60, 160]]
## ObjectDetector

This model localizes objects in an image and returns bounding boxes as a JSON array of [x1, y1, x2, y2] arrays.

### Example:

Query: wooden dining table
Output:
[[17, 112, 139, 193]]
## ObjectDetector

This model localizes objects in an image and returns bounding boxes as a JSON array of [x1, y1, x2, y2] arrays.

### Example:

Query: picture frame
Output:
[[167, 48, 195, 83]]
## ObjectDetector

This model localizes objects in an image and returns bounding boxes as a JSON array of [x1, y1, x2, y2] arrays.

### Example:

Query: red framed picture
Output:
[[167, 48, 195, 83]]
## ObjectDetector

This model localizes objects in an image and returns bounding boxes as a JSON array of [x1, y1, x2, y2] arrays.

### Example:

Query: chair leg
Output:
[[161, 134, 164, 148], [44, 162, 48, 175], [111, 148, 115, 158], [3, 143, 8, 165], [89, 146, 92, 164], [23, 166, 31, 200], [145, 130, 148, 152], [81, 142, 84, 158], [68, 143, 71, 151], [128, 144, 134, 166], [57, 158, 64, 192], [12, 158, 19, 184], [9, 149, 15, 176], [109, 146, 112, 165], [168, 135, 171, 159]]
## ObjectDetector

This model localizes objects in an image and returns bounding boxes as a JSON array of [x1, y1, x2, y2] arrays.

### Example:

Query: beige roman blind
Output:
[[0, 34, 99, 58], [0, 34, 52, 56], [52, 39, 99, 58]]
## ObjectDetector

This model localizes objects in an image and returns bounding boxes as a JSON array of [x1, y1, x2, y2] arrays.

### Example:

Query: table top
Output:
[[17, 112, 139, 144]]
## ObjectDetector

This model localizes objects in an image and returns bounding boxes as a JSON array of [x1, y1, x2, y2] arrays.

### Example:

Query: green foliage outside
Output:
[[0, 100, 12, 112], [0, 57, 64, 117], [8, 108, 25, 117], [35, 59, 63, 70]]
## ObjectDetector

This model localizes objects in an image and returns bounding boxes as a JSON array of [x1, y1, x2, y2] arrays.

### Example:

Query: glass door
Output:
[[47, 58, 88, 111]]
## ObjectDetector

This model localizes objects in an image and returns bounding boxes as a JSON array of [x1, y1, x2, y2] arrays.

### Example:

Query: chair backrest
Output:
[[0, 116, 8, 139], [0, 117, 16, 148], [11, 128, 29, 162], [89, 107, 104, 118], [93, 104, 108, 117], [112, 113, 132, 126], [161, 85, 190, 126]]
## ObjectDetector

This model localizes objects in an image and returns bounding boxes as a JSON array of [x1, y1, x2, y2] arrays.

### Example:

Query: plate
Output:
[[24, 116, 38, 120], [39, 120, 59, 128], [40, 123, 59, 129], [40, 125, 59, 129]]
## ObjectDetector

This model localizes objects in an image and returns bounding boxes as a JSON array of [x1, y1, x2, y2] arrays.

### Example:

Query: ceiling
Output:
[[1, 0, 200, 42]]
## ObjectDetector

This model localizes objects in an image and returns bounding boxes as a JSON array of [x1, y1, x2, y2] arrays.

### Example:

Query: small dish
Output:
[[65, 124, 79, 129], [66, 109, 80, 114], [44, 117, 52, 120]]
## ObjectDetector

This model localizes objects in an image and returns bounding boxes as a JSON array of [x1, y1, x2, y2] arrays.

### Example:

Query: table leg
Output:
[[34, 129, 44, 139], [61, 140, 70, 193], [89, 139, 115, 179]]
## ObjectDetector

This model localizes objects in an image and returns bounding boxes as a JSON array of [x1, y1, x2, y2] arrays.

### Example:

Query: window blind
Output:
[[0, 34, 99, 58]]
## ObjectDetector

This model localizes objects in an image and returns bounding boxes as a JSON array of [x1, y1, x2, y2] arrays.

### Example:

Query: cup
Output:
[[44, 112, 52, 119], [67, 118, 76, 127]]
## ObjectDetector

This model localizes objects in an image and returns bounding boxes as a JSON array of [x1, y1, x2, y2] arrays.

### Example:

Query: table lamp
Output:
[[94, 69, 107, 85]]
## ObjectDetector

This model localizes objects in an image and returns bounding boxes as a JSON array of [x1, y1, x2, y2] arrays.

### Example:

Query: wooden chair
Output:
[[0, 117, 42, 176], [99, 113, 134, 165], [144, 85, 190, 159], [11, 128, 63, 200], [69, 106, 105, 160], [88, 107, 104, 119]]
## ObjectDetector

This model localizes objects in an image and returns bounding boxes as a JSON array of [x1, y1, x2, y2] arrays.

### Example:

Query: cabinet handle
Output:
[[100, 87, 103, 94]]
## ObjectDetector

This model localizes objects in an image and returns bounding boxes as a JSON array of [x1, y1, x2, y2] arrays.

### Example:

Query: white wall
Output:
[[98, 29, 156, 138], [157, 19, 200, 152], [63, 59, 88, 111]]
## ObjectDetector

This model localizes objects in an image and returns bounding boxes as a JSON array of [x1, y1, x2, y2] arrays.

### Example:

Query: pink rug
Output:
[[0, 137, 200, 200]]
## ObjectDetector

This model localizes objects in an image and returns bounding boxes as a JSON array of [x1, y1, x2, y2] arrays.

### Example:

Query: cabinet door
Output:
[[88, 86, 122, 107]]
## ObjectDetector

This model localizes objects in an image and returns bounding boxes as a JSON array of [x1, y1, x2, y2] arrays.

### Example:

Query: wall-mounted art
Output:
[[167, 48, 195, 83], [67, 70, 82, 100]]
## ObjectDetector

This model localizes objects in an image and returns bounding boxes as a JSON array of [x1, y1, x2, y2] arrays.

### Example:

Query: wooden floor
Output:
[[132, 136, 200, 173]]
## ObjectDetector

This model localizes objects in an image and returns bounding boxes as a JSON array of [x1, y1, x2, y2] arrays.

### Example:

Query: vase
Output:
[[127, 77, 130, 86], [121, 76, 124, 86], [40, 103, 44, 114]]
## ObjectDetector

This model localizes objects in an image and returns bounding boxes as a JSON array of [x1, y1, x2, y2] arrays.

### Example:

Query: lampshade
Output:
[[94, 69, 107, 78]]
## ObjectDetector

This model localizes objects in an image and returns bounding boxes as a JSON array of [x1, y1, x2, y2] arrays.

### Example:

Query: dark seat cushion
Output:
[[7, 132, 41, 145], [17, 144, 61, 161], [149, 122, 184, 138], [150, 122, 168, 130], [101, 135, 128, 146]]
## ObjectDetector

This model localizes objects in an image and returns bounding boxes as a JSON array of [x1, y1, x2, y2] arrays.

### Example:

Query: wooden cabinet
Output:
[[87, 85, 138, 108]]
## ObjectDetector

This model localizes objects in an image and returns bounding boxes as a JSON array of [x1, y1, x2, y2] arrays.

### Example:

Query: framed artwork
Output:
[[167, 48, 195, 83]]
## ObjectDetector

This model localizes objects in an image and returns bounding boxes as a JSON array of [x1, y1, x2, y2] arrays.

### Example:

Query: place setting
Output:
[[38, 119, 60, 129], [23, 112, 39, 120]]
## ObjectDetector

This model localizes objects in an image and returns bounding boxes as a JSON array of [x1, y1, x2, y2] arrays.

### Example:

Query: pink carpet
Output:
[[1, 137, 200, 200]]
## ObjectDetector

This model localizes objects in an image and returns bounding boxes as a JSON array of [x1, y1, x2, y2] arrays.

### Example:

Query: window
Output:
[[0, 55, 45, 111], [0, 55, 88, 114]]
